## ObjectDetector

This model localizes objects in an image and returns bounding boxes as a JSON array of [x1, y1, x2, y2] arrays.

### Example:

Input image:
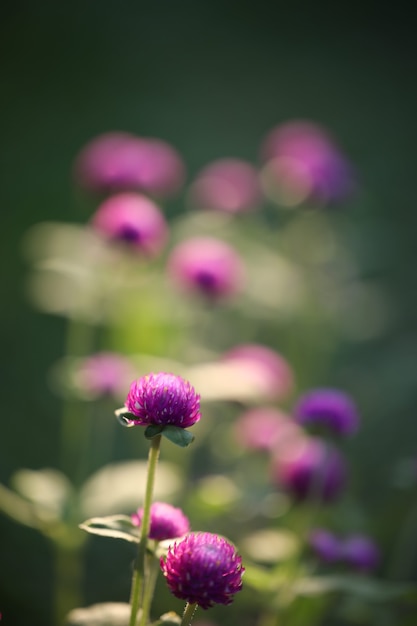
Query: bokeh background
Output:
[[1, 2, 417, 625]]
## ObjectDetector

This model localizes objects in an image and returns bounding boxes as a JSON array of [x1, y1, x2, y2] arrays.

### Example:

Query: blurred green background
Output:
[[1, 2, 417, 625]]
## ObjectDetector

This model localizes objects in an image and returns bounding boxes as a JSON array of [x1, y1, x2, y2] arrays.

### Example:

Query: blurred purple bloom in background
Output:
[[221, 343, 294, 401], [188, 158, 261, 214], [73, 352, 134, 399], [271, 437, 347, 502], [294, 388, 360, 436], [90, 192, 168, 257], [132, 501, 190, 541], [260, 120, 355, 207], [308, 528, 342, 563], [160, 532, 244, 609], [73, 132, 185, 197], [125, 372, 201, 428], [341, 534, 380, 572], [233, 407, 302, 453], [167, 237, 245, 300]]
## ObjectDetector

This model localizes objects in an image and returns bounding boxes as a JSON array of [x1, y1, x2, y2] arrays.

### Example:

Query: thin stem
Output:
[[139, 552, 160, 626], [180, 602, 198, 626], [129, 435, 162, 626]]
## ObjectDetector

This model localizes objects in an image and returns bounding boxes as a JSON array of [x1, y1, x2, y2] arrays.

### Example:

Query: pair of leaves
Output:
[[115, 409, 195, 447]]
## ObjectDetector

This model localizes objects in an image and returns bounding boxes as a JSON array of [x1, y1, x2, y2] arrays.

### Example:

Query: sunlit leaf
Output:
[[79, 515, 139, 543]]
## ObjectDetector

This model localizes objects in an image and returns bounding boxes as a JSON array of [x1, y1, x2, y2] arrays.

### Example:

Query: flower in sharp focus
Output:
[[260, 120, 355, 208], [90, 192, 168, 257], [73, 352, 135, 399], [125, 373, 201, 428], [233, 407, 302, 453], [308, 528, 342, 564], [271, 436, 347, 502], [294, 388, 360, 436], [167, 237, 244, 301], [132, 502, 190, 541], [341, 534, 380, 572], [73, 132, 185, 197], [188, 158, 261, 214], [160, 532, 244, 609]]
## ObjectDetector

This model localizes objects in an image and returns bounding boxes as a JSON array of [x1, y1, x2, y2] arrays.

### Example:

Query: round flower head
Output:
[[132, 502, 190, 541], [125, 372, 201, 428], [168, 237, 244, 300], [294, 388, 360, 436], [308, 528, 342, 564], [189, 158, 261, 214], [341, 534, 380, 572], [74, 352, 134, 398], [73, 132, 185, 197], [271, 437, 347, 502], [221, 343, 294, 401], [233, 407, 302, 453], [90, 192, 168, 257], [160, 532, 244, 609], [260, 121, 355, 207]]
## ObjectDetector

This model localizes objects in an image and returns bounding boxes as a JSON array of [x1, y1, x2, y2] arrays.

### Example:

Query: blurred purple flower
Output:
[[294, 388, 360, 436], [90, 192, 168, 257], [132, 501, 190, 541], [167, 237, 244, 300], [233, 407, 302, 453], [189, 158, 261, 214], [271, 437, 347, 502], [73, 132, 185, 197], [74, 352, 134, 398], [221, 343, 294, 401], [341, 534, 380, 572], [309, 528, 342, 563], [125, 372, 201, 428], [260, 121, 355, 207], [160, 532, 244, 609]]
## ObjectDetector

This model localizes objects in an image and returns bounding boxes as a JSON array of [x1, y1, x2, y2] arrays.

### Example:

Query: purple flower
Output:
[[271, 437, 347, 502], [132, 502, 190, 541], [294, 388, 360, 436], [125, 373, 201, 428], [260, 120, 355, 207], [221, 344, 294, 401], [160, 532, 244, 609], [341, 534, 380, 572], [189, 159, 261, 214], [90, 192, 168, 257], [167, 237, 244, 300], [74, 352, 134, 398], [73, 132, 185, 197], [308, 528, 342, 563], [233, 407, 302, 453]]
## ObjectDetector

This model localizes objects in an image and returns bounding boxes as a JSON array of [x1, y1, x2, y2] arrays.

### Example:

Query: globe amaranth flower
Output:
[[260, 120, 355, 208], [73, 131, 185, 197], [160, 532, 244, 609], [73, 352, 135, 399], [308, 528, 342, 564], [340, 534, 380, 572], [294, 388, 360, 436], [233, 407, 302, 453], [271, 436, 347, 502], [125, 373, 201, 428], [132, 502, 190, 541], [188, 158, 261, 214], [90, 192, 168, 257], [167, 237, 244, 300]]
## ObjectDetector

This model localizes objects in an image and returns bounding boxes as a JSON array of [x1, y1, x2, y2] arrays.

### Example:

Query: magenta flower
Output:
[[167, 237, 244, 300], [341, 534, 380, 572], [189, 158, 261, 214], [271, 437, 347, 502], [294, 388, 360, 436], [308, 528, 342, 564], [160, 532, 244, 609], [260, 120, 355, 207], [125, 373, 201, 428], [90, 192, 168, 257], [73, 132, 185, 197], [233, 407, 302, 453], [132, 502, 190, 541], [221, 343, 294, 401], [74, 352, 134, 398]]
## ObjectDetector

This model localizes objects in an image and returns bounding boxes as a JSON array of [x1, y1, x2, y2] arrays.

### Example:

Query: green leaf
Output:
[[114, 408, 136, 428], [144, 424, 164, 439], [79, 515, 140, 543], [161, 425, 195, 447]]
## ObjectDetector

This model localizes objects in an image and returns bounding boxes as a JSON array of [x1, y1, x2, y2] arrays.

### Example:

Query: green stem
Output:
[[180, 602, 198, 626], [139, 551, 160, 626], [129, 435, 162, 626]]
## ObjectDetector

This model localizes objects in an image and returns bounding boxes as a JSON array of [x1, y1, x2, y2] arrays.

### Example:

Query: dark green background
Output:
[[1, 2, 417, 624]]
